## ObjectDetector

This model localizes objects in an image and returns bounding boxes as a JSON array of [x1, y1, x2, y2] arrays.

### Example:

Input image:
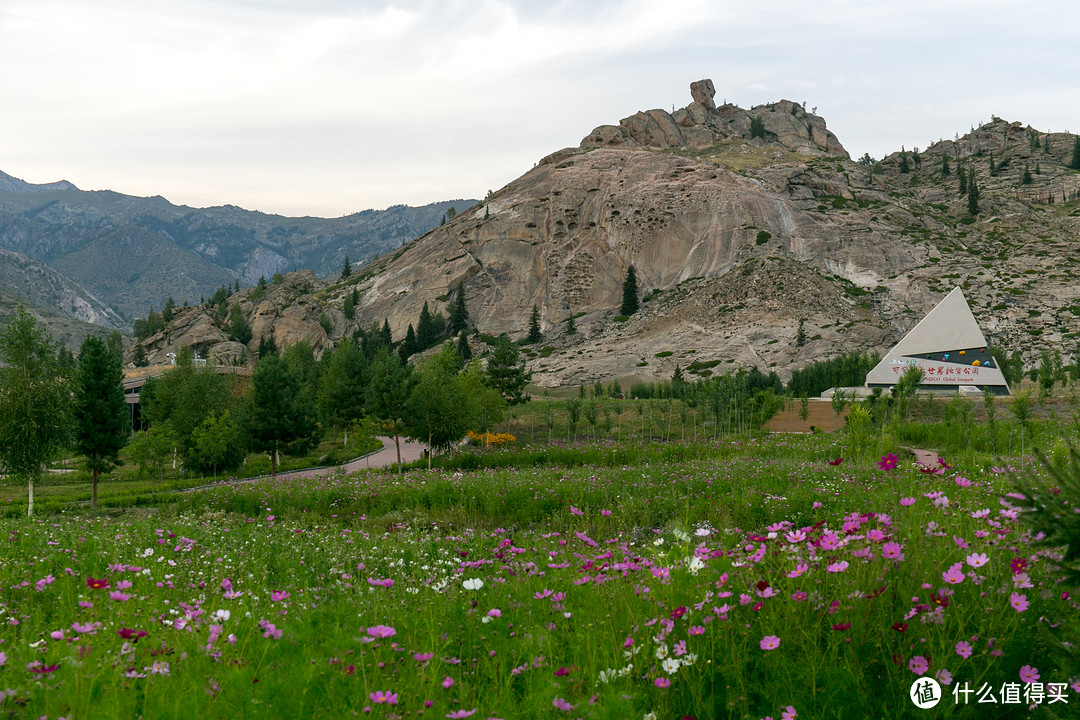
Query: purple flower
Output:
[[445, 711, 476, 719], [909, 656, 929, 675], [942, 563, 965, 585], [369, 690, 398, 705], [1009, 592, 1029, 613], [1020, 665, 1040, 684], [366, 625, 396, 639], [955, 641, 972, 659], [760, 635, 780, 651], [877, 453, 899, 471]]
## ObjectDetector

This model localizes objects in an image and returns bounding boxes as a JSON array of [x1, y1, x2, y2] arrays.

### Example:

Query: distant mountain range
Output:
[[0, 168, 476, 339]]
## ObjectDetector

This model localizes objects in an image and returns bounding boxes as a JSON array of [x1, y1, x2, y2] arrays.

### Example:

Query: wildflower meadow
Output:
[[1, 433, 1078, 719]]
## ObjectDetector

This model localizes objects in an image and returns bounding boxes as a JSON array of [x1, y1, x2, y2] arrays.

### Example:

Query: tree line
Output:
[[0, 305, 532, 515]]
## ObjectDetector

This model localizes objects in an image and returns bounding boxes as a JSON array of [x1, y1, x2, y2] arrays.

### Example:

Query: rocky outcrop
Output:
[[579, 79, 847, 158]]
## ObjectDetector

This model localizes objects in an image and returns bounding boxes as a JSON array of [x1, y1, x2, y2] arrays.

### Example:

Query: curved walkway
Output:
[[274, 436, 427, 481]]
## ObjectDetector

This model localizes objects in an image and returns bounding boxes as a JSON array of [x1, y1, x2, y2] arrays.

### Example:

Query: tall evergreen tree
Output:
[[75, 335, 129, 508], [368, 349, 415, 474], [163, 297, 176, 323], [258, 333, 278, 358], [342, 255, 352, 279], [106, 330, 124, 360], [898, 148, 910, 174], [248, 353, 318, 477], [967, 168, 980, 216], [485, 336, 531, 406], [343, 291, 355, 319], [416, 301, 437, 350], [566, 313, 577, 335], [620, 266, 640, 316], [958, 164, 968, 196], [379, 319, 393, 350], [399, 324, 418, 363], [1071, 136, 1080, 170], [527, 305, 542, 344], [229, 304, 252, 345], [448, 282, 469, 335], [0, 307, 73, 516], [317, 337, 367, 441], [941, 154, 950, 177], [456, 330, 473, 364]]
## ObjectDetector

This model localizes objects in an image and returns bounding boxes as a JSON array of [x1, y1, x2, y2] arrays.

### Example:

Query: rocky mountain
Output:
[[0, 247, 126, 350], [128, 80, 1080, 388], [0, 169, 476, 323]]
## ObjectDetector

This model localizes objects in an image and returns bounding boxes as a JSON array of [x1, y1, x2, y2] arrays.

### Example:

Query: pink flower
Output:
[[965, 553, 989, 568], [552, 697, 576, 711], [688, 625, 705, 635], [654, 677, 670, 688], [1020, 665, 1040, 684], [1009, 592, 1029, 613], [881, 542, 905, 561], [909, 656, 929, 675], [487, 608, 501, 618], [942, 564, 965, 585], [955, 476, 972, 487], [899, 497, 916, 506], [791, 591, 807, 602], [760, 635, 780, 651], [413, 652, 434, 663], [270, 591, 290, 602], [786, 564, 808, 578], [442, 676, 455, 689], [600, 509, 612, 516], [826, 561, 849, 573], [781, 707, 797, 720], [445, 711, 476, 719], [935, 668, 953, 685], [367, 625, 396, 639], [955, 641, 972, 659], [109, 591, 131, 601], [369, 691, 398, 705], [569, 506, 584, 516]]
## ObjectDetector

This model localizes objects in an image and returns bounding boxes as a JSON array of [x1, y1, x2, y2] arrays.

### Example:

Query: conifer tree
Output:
[[1071, 136, 1080, 170], [417, 301, 438, 350], [75, 335, 129, 508], [527, 305, 542, 344], [342, 255, 351, 279], [620, 265, 640, 316], [368, 350, 415, 474], [343, 291, 355, 319], [941, 154, 950, 177], [399, 324, 418, 363], [448, 282, 469, 335], [485, 336, 531, 406], [1022, 163, 1033, 185], [249, 353, 318, 477], [898, 147, 910, 174], [566, 313, 577, 335], [967, 168, 980, 216], [456, 330, 472, 364], [379, 319, 393, 349]]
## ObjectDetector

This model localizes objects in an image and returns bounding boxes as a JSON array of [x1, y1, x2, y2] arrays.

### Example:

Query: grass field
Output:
[[3, 416, 1079, 718]]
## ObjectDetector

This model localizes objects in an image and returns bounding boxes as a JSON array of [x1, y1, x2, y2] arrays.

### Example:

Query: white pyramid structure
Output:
[[865, 287, 1010, 394]]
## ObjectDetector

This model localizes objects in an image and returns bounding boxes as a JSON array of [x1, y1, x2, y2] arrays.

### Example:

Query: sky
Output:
[[2, 0, 1079, 218]]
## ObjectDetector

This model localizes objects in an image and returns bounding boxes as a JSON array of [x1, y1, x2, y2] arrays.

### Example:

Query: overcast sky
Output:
[[2, 0, 1078, 217]]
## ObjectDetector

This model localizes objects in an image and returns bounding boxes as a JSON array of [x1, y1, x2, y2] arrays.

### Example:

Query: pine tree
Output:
[[368, 350, 415, 474], [527, 305, 542, 344], [941, 154, 950, 177], [379, 319, 393, 349], [133, 344, 148, 368], [456, 330, 473, 364], [341, 255, 351, 279], [620, 266, 640, 316], [898, 147, 910, 174], [967, 168, 980, 216], [163, 297, 175, 323], [399, 324, 418, 363], [1071, 136, 1080, 170], [343, 291, 355, 319], [258, 333, 278, 358], [566, 313, 577, 335], [796, 318, 806, 347], [416, 301, 437, 350], [1022, 163, 1033, 185], [958, 164, 968, 196], [485, 336, 531, 406], [75, 335, 129, 508], [229, 304, 252, 345], [448, 282, 469, 335]]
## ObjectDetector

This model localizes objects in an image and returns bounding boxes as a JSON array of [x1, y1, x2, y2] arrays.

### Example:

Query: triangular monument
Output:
[[865, 287, 1010, 394]]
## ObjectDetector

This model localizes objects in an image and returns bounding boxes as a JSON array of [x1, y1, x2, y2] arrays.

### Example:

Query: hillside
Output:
[[128, 80, 1080, 388], [0, 170, 476, 323]]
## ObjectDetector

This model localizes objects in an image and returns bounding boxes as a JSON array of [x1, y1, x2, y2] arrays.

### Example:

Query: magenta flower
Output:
[[569, 506, 584, 516], [760, 635, 780, 651], [369, 691, 398, 705], [414, 652, 434, 663], [654, 677, 671, 688], [1009, 592, 1029, 613], [826, 561, 849, 573], [909, 656, 929, 675], [688, 625, 705, 636], [270, 590, 290, 602], [442, 675, 455, 689], [877, 453, 899, 471], [109, 591, 131, 602], [899, 497, 916, 506], [600, 509, 612, 516], [367, 625, 396, 639], [1020, 665, 1040, 684], [965, 553, 989, 569], [791, 591, 807, 601], [881, 541, 905, 561], [552, 697, 576, 711], [445, 711, 476, 719], [955, 641, 972, 659], [942, 563, 965, 585], [935, 668, 953, 685], [781, 707, 798, 720]]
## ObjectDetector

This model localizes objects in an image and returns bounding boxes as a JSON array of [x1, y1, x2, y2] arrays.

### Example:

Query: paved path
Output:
[[273, 436, 427, 481]]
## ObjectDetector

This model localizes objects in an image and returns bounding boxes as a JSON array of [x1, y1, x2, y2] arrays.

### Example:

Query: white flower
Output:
[[462, 578, 484, 591], [644, 712, 657, 720], [663, 657, 681, 674], [673, 530, 690, 543], [655, 643, 668, 660], [142, 548, 154, 557], [687, 556, 705, 575], [213, 609, 230, 622], [597, 669, 615, 685], [481, 616, 492, 624], [681, 653, 698, 667]]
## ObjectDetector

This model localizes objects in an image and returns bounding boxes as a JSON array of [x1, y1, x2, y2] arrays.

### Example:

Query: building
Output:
[[865, 287, 1010, 395]]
